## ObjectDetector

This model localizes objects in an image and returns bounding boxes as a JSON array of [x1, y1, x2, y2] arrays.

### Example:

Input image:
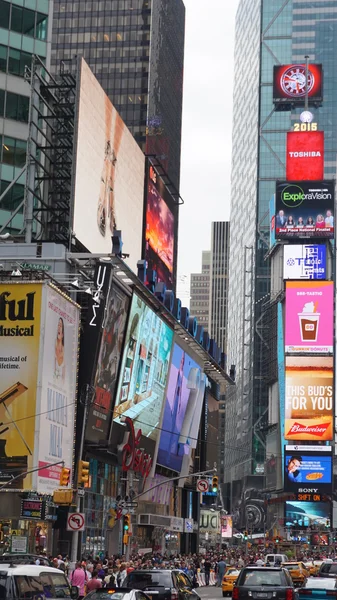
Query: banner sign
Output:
[[283, 245, 327, 280]]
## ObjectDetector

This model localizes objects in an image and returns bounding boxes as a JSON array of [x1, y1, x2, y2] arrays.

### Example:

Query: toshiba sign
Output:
[[286, 131, 324, 180]]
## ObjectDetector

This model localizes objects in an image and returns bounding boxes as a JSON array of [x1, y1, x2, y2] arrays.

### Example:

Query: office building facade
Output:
[[0, 0, 52, 232], [51, 0, 185, 190], [226, 0, 337, 513], [190, 250, 210, 332], [209, 221, 230, 354]]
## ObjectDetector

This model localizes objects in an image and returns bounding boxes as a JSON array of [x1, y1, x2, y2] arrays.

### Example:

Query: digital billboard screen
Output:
[[285, 501, 330, 528], [284, 445, 332, 494], [144, 163, 177, 290], [85, 282, 130, 443], [285, 281, 333, 354], [111, 293, 173, 456], [286, 132, 324, 181], [273, 64, 323, 103], [205, 390, 219, 471], [157, 343, 204, 472], [275, 181, 334, 240], [283, 245, 327, 280], [285, 356, 333, 442]]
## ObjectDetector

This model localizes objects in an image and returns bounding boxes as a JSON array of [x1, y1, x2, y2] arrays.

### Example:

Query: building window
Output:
[[0, 0, 10, 30], [0, 180, 24, 211], [8, 48, 32, 77], [1, 136, 27, 167], [0, 45, 7, 72], [0, 89, 4, 117], [6, 92, 30, 122]]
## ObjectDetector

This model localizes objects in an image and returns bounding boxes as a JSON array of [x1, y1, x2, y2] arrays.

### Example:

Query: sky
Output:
[[177, 0, 240, 285]]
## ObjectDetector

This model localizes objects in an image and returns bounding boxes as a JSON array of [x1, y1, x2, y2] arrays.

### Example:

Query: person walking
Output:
[[70, 561, 87, 600], [217, 557, 226, 587], [204, 558, 211, 586]]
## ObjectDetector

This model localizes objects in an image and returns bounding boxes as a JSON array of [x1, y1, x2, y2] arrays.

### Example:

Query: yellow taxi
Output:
[[304, 561, 322, 576], [222, 568, 241, 597], [282, 562, 310, 587]]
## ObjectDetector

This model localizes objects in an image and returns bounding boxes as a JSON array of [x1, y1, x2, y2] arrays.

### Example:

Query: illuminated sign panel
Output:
[[283, 245, 327, 280], [286, 132, 324, 180], [285, 501, 330, 528], [285, 281, 333, 354], [285, 356, 333, 441], [273, 64, 323, 103], [284, 445, 332, 494], [275, 180, 334, 240]]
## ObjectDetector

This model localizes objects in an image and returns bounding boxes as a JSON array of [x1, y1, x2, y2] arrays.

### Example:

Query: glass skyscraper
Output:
[[226, 0, 337, 508], [51, 0, 185, 190]]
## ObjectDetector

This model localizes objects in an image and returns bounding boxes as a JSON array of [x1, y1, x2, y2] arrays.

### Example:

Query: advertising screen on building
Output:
[[273, 64, 323, 104], [275, 181, 334, 240], [72, 58, 145, 271], [284, 445, 332, 494], [0, 283, 43, 489], [285, 281, 333, 354], [285, 501, 330, 528], [286, 132, 324, 181], [112, 293, 173, 456], [285, 356, 333, 441], [221, 515, 233, 539], [144, 163, 177, 290], [284, 245, 327, 280], [36, 286, 80, 493], [205, 391, 219, 471], [85, 282, 130, 443], [157, 343, 204, 472]]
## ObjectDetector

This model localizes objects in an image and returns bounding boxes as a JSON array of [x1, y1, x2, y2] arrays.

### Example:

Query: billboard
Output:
[[285, 356, 333, 441], [286, 132, 324, 181], [285, 281, 333, 353], [85, 282, 130, 443], [144, 163, 177, 290], [284, 445, 332, 494], [205, 390, 219, 471], [73, 58, 145, 271], [36, 286, 80, 493], [221, 515, 233, 539], [275, 181, 334, 240], [273, 64, 323, 103], [157, 343, 204, 472], [111, 293, 173, 456], [0, 283, 43, 489], [283, 245, 327, 280], [285, 501, 331, 528]]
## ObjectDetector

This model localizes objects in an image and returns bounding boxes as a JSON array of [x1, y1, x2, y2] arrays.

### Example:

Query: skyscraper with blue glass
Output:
[[225, 0, 337, 516]]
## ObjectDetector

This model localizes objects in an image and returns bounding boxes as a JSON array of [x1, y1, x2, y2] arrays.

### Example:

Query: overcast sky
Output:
[[177, 0, 240, 286]]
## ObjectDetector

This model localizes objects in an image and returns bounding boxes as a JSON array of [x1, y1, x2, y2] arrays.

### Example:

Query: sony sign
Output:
[[283, 245, 327, 280]]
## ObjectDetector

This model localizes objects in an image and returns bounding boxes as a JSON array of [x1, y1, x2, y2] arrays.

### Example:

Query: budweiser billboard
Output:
[[286, 131, 324, 181], [285, 356, 333, 441]]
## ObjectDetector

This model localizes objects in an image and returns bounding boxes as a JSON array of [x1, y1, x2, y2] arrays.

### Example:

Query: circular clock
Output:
[[280, 65, 315, 98]]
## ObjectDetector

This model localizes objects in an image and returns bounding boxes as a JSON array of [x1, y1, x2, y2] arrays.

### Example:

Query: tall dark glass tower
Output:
[[226, 0, 337, 515], [50, 0, 185, 190]]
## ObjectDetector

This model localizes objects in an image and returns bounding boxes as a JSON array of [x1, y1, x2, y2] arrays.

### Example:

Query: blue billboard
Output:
[[285, 501, 331, 528], [284, 446, 332, 493], [283, 244, 327, 280]]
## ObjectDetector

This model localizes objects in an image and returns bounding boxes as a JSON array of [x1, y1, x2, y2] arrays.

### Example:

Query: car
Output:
[[222, 568, 241, 597], [298, 577, 337, 600], [0, 554, 52, 566], [0, 563, 78, 600], [265, 555, 289, 566], [124, 569, 200, 600], [318, 562, 337, 578], [282, 563, 309, 587], [232, 566, 296, 600], [86, 588, 151, 600], [304, 562, 322, 577]]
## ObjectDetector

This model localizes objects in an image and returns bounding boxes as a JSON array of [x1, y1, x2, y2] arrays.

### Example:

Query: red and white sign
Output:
[[67, 513, 85, 531], [197, 479, 209, 493], [117, 417, 152, 483], [286, 131, 324, 181]]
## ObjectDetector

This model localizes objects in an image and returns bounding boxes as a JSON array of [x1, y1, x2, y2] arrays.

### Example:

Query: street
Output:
[[198, 586, 224, 600]]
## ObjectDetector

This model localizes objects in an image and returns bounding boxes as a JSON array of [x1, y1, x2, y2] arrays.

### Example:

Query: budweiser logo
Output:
[[287, 422, 330, 437]]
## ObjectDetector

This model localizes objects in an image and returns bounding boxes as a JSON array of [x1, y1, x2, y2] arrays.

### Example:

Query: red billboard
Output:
[[273, 64, 323, 103], [286, 131, 324, 181]]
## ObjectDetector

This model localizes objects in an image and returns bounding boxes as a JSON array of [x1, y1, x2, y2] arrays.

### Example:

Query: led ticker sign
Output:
[[275, 180, 334, 240], [286, 131, 324, 181], [273, 64, 323, 104], [296, 493, 322, 502]]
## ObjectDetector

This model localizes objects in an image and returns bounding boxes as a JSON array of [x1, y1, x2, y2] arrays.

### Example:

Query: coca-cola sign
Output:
[[117, 417, 152, 484]]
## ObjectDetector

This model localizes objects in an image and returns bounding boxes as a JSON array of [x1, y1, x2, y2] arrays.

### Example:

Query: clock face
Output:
[[280, 65, 315, 98]]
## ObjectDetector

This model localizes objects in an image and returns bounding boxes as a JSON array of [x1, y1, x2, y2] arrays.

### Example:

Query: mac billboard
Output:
[[284, 445, 332, 494], [275, 181, 334, 239], [283, 245, 327, 280], [285, 281, 333, 354], [111, 293, 173, 457], [72, 58, 145, 271], [273, 64, 323, 103], [285, 356, 333, 442], [286, 132, 324, 181]]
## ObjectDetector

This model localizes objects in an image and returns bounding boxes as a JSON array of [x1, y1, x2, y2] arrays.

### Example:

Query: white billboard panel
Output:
[[283, 244, 327, 280], [73, 58, 145, 272]]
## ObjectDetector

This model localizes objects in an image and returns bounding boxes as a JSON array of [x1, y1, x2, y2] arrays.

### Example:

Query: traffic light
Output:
[[123, 534, 129, 545], [244, 530, 248, 541], [326, 519, 331, 529], [123, 514, 131, 533], [77, 460, 90, 484], [212, 475, 218, 493], [275, 536, 279, 543], [59, 467, 71, 487]]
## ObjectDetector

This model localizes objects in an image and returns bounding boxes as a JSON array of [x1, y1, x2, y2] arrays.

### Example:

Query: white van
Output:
[[0, 564, 79, 600], [265, 554, 288, 565]]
